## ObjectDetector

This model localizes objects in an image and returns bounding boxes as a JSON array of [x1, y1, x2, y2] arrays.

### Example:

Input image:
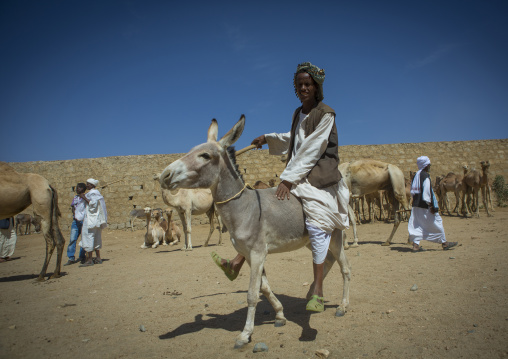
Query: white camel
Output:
[[339, 160, 409, 247], [156, 182, 224, 250], [159, 116, 351, 349]]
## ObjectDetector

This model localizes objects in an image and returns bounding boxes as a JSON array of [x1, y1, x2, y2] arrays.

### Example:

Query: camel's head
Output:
[[480, 160, 490, 171], [144, 207, 152, 214], [152, 208, 163, 221], [160, 115, 245, 191]]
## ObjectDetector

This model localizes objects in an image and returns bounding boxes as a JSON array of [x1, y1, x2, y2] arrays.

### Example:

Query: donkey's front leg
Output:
[[260, 270, 286, 327], [234, 253, 265, 349]]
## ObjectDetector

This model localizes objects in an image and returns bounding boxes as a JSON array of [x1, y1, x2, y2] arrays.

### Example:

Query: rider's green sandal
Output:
[[211, 251, 238, 281], [306, 295, 325, 312]]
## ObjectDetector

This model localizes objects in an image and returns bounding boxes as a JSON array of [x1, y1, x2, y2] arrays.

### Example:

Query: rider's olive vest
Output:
[[286, 102, 341, 189]]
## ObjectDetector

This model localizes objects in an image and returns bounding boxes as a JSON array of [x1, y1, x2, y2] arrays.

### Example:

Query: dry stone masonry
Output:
[[9, 139, 507, 231]]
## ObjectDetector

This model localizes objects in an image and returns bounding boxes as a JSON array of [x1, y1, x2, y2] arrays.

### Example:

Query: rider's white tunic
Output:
[[265, 111, 349, 263]]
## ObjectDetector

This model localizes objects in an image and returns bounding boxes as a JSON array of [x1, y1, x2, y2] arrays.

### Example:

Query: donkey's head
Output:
[[160, 115, 245, 190]]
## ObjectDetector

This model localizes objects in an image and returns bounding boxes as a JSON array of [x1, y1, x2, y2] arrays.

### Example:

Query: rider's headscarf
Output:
[[293, 62, 325, 102]]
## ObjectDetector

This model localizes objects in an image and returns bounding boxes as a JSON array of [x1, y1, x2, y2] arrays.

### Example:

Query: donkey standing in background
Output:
[[159, 116, 351, 349]]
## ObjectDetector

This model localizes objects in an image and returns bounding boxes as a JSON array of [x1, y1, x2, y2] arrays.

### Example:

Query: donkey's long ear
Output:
[[218, 115, 245, 148], [207, 119, 219, 142]]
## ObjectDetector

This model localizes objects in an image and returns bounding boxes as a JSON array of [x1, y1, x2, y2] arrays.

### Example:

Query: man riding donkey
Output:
[[212, 62, 350, 312]]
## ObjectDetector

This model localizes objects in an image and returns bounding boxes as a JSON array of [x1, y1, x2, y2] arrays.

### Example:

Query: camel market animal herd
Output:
[[0, 116, 498, 347]]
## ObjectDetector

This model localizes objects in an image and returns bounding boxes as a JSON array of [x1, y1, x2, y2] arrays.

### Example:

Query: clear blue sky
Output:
[[1, 0, 507, 163]]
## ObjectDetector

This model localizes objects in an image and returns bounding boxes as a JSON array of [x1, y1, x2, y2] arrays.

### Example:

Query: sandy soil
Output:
[[1, 207, 507, 359]]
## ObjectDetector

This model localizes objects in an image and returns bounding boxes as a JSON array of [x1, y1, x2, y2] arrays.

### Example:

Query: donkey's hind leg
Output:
[[328, 229, 351, 317], [259, 269, 286, 327]]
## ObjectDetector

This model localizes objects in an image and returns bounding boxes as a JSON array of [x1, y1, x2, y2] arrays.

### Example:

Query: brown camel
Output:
[[0, 162, 65, 281], [436, 165, 469, 216], [462, 161, 492, 218], [339, 159, 409, 247]]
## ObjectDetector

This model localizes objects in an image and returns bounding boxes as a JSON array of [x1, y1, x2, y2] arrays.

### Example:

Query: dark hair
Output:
[[77, 182, 86, 190]]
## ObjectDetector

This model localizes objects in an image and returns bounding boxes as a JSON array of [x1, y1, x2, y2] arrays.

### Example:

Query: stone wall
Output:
[[8, 139, 507, 230]]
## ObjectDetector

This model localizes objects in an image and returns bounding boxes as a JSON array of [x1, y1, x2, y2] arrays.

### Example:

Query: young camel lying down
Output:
[[141, 207, 166, 249], [160, 209, 182, 246]]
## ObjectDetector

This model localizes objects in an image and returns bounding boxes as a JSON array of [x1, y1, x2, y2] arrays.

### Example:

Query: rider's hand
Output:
[[276, 180, 292, 200], [251, 135, 267, 149]]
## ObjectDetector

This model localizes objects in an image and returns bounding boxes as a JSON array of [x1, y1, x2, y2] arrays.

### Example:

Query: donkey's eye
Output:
[[199, 153, 211, 160]]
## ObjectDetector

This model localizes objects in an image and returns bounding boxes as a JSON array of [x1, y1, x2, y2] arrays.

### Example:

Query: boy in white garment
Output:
[[212, 62, 349, 312]]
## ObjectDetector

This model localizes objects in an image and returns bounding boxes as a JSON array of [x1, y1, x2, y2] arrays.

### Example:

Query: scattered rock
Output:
[[410, 284, 418, 291], [303, 282, 309, 286], [449, 257, 455, 259], [473, 324, 478, 327], [315, 348, 330, 358], [386, 309, 395, 314], [253, 342, 268, 353], [8, 325, 16, 330], [139, 325, 146, 332], [82, 339, 90, 343]]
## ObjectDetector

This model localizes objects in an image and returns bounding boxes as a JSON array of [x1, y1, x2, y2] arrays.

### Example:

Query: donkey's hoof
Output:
[[381, 241, 391, 246], [234, 340, 248, 349], [36, 276, 46, 282], [349, 243, 359, 248], [49, 273, 61, 279], [274, 318, 286, 327], [335, 308, 346, 317]]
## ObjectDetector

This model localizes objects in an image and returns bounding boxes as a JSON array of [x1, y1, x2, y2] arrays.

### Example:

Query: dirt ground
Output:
[[1, 207, 507, 359]]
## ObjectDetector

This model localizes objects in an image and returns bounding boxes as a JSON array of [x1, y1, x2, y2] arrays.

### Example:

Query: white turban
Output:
[[411, 156, 431, 195], [416, 156, 431, 170], [87, 178, 99, 186]]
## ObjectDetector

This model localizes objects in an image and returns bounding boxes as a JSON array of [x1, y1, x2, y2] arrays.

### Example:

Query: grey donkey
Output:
[[159, 115, 351, 349]]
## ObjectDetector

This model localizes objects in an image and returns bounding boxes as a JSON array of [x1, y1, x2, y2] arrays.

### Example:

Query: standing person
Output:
[[79, 178, 107, 267], [0, 217, 17, 262], [408, 156, 458, 252], [64, 183, 87, 265], [211, 62, 350, 312]]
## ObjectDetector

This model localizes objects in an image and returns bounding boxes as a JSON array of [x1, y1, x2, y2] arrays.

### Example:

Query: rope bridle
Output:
[[214, 183, 254, 205]]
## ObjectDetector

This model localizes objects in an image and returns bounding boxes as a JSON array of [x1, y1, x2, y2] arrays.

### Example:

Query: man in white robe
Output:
[[0, 217, 17, 262], [79, 178, 107, 266], [408, 156, 458, 252]]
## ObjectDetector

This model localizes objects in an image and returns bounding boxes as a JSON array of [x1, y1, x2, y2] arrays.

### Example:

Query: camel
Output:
[[141, 207, 167, 249], [437, 166, 469, 216], [160, 209, 182, 246], [253, 179, 277, 189], [462, 161, 492, 218], [364, 191, 384, 223], [159, 116, 351, 348], [253, 181, 270, 189], [339, 160, 409, 247], [15, 213, 41, 235], [0, 162, 65, 281], [155, 179, 224, 250]]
